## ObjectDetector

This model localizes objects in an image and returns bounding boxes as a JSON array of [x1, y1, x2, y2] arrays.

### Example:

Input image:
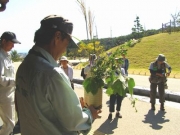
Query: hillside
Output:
[[126, 32, 180, 70], [100, 32, 180, 78]]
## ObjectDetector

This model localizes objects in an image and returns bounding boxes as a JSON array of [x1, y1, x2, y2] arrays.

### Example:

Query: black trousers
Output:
[[150, 82, 165, 104], [109, 94, 123, 112]]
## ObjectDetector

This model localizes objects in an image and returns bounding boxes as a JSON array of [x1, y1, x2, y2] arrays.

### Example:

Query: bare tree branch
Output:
[[88, 8, 95, 40], [171, 11, 180, 27], [77, 0, 89, 40]]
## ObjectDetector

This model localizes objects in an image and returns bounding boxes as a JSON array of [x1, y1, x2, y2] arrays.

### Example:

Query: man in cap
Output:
[[0, 31, 21, 135], [149, 54, 171, 111], [15, 15, 101, 135]]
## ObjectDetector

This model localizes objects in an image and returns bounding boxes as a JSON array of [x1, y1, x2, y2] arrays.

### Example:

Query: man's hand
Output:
[[79, 97, 85, 108], [79, 97, 102, 120], [88, 105, 102, 120], [156, 73, 164, 77]]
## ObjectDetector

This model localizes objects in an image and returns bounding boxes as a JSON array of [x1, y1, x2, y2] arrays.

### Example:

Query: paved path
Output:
[[1, 67, 180, 135], [74, 85, 180, 135], [1, 84, 180, 135]]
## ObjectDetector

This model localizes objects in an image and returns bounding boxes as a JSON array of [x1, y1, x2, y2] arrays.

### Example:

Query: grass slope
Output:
[[123, 32, 180, 78]]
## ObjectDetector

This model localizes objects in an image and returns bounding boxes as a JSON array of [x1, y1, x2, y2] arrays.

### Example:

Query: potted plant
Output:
[[82, 46, 137, 110]]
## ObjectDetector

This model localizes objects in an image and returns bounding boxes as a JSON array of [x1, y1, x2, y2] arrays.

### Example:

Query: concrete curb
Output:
[[72, 78, 180, 103]]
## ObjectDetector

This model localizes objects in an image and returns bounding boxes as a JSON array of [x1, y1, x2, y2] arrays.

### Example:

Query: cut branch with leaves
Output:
[[82, 46, 137, 111]]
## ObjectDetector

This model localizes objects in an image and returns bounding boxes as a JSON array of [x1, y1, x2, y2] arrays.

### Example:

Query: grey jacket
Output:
[[16, 46, 93, 135]]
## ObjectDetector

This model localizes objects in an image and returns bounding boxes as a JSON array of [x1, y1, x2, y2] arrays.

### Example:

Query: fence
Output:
[[162, 20, 180, 33]]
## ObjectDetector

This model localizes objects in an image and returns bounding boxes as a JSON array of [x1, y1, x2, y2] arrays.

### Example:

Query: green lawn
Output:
[[127, 32, 180, 70]]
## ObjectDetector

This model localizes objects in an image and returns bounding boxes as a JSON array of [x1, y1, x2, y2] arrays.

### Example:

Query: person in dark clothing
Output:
[[121, 54, 129, 76], [108, 93, 124, 120], [108, 58, 126, 120], [149, 54, 171, 111]]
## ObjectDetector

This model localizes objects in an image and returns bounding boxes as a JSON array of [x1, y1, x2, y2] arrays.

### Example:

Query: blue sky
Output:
[[0, 0, 179, 53]]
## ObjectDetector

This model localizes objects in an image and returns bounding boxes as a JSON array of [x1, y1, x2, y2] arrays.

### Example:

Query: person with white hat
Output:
[[0, 31, 21, 135], [59, 56, 74, 89], [149, 54, 172, 111]]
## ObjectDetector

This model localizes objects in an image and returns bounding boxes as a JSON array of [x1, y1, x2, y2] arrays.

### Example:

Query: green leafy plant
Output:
[[82, 46, 137, 111]]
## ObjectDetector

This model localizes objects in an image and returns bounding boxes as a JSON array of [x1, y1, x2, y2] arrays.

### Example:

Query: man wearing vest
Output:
[[149, 54, 171, 111]]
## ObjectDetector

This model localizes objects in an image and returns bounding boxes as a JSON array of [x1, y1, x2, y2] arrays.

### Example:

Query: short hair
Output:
[[33, 28, 68, 46]]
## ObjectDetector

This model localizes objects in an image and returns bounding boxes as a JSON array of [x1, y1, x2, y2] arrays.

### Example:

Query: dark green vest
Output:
[[150, 61, 166, 83]]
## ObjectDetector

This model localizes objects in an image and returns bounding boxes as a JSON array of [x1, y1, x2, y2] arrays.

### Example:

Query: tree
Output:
[[78, 41, 104, 57], [132, 16, 144, 39], [10, 50, 22, 62], [171, 11, 180, 29]]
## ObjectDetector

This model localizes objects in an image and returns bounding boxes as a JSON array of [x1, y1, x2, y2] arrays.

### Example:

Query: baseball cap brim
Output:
[[11, 38, 21, 44], [0, 31, 21, 44], [68, 38, 79, 49]]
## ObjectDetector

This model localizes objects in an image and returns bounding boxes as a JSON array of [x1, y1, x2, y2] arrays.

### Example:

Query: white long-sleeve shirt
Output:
[[15, 45, 93, 135], [0, 48, 15, 103], [61, 64, 73, 81]]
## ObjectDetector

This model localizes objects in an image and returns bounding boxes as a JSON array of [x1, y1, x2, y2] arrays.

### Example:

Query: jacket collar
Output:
[[31, 45, 58, 67]]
